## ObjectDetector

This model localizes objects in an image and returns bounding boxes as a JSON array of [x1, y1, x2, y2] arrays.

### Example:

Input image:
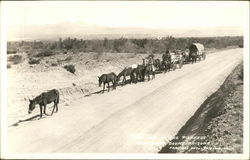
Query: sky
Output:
[[4, 1, 248, 29]]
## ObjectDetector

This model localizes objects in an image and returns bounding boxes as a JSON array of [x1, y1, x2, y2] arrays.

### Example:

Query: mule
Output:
[[153, 59, 161, 70], [117, 67, 135, 86], [145, 64, 155, 81], [174, 54, 184, 69], [182, 49, 190, 64], [98, 72, 117, 93], [143, 58, 155, 81], [28, 89, 59, 119], [190, 52, 198, 63], [132, 64, 146, 83], [160, 60, 171, 73]]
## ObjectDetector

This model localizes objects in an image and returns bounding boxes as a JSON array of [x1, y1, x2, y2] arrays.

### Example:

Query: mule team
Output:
[[28, 46, 205, 119], [98, 49, 195, 93]]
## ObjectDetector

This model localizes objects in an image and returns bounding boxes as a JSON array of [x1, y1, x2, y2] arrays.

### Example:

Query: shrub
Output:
[[64, 64, 76, 74], [8, 55, 22, 64], [35, 49, 54, 57], [28, 58, 40, 64], [64, 56, 72, 61], [7, 50, 17, 54], [51, 63, 58, 66]]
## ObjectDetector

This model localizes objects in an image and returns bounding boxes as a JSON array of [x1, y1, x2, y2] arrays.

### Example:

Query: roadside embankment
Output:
[[159, 62, 243, 153]]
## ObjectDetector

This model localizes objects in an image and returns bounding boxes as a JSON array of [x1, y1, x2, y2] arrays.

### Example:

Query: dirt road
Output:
[[7, 49, 243, 153]]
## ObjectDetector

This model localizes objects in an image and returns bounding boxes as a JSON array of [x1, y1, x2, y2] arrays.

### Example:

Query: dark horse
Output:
[[161, 52, 172, 73], [132, 65, 146, 82], [117, 67, 135, 86], [160, 60, 171, 73], [98, 72, 117, 93], [190, 52, 198, 63], [28, 89, 59, 119], [153, 59, 161, 70]]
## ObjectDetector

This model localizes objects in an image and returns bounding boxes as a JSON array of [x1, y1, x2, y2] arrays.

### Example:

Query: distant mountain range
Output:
[[8, 22, 243, 41]]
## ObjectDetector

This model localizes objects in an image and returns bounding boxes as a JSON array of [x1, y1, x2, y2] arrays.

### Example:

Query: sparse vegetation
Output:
[[8, 55, 23, 64], [7, 36, 243, 54], [28, 58, 40, 64], [51, 63, 58, 67], [64, 64, 76, 74], [35, 49, 54, 57]]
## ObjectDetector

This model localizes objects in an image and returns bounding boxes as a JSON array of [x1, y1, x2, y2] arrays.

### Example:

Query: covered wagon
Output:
[[189, 43, 206, 63]]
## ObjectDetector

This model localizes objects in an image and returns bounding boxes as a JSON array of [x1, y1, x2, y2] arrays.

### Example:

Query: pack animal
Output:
[[132, 64, 146, 83], [143, 58, 155, 81], [161, 52, 172, 72], [117, 67, 135, 86], [98, 72, 117, 93], [153, 58, 161, 70], [28, 89, 59, 119]]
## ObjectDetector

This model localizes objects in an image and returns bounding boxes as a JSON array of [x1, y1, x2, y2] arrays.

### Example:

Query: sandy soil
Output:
[[7, 52, 157, 125], [7, 48, 242, 153]]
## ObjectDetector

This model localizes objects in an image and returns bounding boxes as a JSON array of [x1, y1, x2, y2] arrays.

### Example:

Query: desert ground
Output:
[[7, 48, 242, 153]]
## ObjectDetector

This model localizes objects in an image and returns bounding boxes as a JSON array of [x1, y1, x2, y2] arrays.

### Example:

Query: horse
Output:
[[168, 53, 180, 70], [190, 52, 198, 63], [183, 49, 190, 63], [28, 89, 59, 119], [174, 54, 184, 69], [160, 60, 171, 73], [143, 58, 155, 81], [161, 53, 172, 73], [117, 67, 135, 86], [153, 59, 161, 70], [98, 72, 117, 93], [132, 64, 146, 82]]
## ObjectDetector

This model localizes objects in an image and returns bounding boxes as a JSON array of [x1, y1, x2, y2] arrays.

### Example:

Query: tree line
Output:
[[7, 36, 243, 55]]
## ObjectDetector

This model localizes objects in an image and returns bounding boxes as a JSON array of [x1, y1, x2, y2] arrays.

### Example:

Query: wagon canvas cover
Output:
[[190, 43, 205, 55]]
